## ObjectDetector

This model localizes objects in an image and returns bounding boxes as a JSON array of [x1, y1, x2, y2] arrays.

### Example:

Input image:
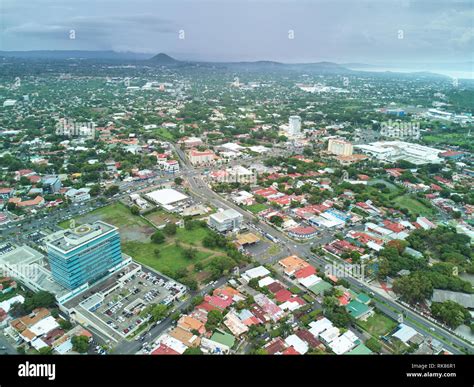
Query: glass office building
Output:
[[46, 221, 122, 290]]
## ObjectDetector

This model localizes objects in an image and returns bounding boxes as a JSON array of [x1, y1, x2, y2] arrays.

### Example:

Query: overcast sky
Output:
[[0, 0, 473, 64]]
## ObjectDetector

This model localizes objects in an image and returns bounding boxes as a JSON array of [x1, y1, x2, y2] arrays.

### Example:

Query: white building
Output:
[[355, 141, 443, 165], [65, 188, 91, 203], [145, 188, 189, 211], [158, 159, 180, 173], [208, 209, 243, 232], [328, 138, 353, 156], [287, 116, 302, 137]]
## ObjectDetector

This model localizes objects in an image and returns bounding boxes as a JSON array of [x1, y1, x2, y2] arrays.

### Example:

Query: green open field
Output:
[[154, 127, 175, 141], [58, 202, 227, 284], [357, 312, 398, 337], [392, 195, 435, 217], [244, 203, 268, 214], [175, 227, 210, 245], [123, 241, 213, 276], [423, 133, 473, 150], [59, 202, 154, 242], [144, 209, 179, 228], [368, 179, 398, 191]]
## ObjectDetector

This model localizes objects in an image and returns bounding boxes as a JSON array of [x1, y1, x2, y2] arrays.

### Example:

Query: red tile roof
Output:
[[267, 282, 285, 294], [295, 329, 321, 348], [274, 289, 293, 303], [294, 265, 317, 279], [264, 338, 286, 354], [151, 343, 180, 355], [282, 347, 300, 355]]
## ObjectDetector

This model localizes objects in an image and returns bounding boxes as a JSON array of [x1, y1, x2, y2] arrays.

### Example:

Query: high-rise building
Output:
[[45, 221, 122, 290], [288, 116, 302, 137], [42, 176, 62, 194], [328, 138, 353, 156]]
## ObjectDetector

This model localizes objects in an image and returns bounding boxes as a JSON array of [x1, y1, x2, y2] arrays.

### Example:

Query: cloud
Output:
[[0, 0, 472, 63]]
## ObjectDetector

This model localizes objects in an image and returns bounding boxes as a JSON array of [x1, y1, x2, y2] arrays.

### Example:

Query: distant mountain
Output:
[[0, 50, 150, 60], [148, 53, 179, 64]]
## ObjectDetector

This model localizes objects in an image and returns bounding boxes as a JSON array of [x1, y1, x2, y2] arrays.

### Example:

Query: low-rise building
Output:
[[208, 209, 243, 232]]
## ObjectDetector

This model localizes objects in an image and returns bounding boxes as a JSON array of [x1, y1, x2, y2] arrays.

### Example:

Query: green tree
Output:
[[431, 301, 470, 328], [163, 222, 177, 236], [393, 273, 433, 304], [71, 335, 90, 353], [269, 215, 284, 227], [104, 185, 119, 196], [183, 347, 202, 354], [365, 337, 382, 353], [151, 230, 165, 244], [205, 310, 223, 331], [38, 346, 53, 355], [130, 205, 140, 215]]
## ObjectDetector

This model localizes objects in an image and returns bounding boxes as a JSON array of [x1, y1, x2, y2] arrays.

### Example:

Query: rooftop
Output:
[[46, 221, 116, 253]]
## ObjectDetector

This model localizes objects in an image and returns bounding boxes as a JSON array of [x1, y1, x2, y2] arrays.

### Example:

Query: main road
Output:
[[173, 141, 474, 355]]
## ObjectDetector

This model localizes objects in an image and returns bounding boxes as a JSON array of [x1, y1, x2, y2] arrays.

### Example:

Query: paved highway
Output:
[[175, 141, 474, 355]]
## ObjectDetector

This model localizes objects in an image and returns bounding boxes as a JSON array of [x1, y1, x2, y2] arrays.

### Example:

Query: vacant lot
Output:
[[392, 195, 435, 217], [123, 241, 214, 275], [244, 203, 268, 214], [144, 209, 179, 228], [59, 202, 155, 242], [357, 312, 398, 337], [154, 127, 175, 141], [124, 226, 227, 283]]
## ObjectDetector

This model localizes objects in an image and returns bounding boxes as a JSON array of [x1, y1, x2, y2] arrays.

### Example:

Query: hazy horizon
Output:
[[1, 0, 473, 66]]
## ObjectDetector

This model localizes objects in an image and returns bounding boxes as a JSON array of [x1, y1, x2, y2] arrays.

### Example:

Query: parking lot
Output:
[[69, 265, 187, 340], [0, 243, 15, 256]]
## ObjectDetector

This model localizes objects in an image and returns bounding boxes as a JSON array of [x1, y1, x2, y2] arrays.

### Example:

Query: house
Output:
[[329, 330, 359, 354], [202, 331, 235, 354], [347, 343, 374, 355], [241, 266, 270, 282], [392, 324, 422, 345], [284, 334, 308, 354], [169, 327, 201, 348], [264, 337, 287, 354], [0, 188, 14, 199], [308, 280, 332, 296], [254, 294, 284, 322], [223, 312, 249, 336], [346, 300, 373, 320], [178, 315, 206, 335], [278, 255, 310, 276]]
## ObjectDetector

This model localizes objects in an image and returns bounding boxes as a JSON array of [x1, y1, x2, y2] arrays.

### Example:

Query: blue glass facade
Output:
[[48, 229, 122, 290]]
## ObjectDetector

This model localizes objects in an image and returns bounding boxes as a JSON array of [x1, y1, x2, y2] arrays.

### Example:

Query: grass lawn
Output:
[[368, 179, 397, 191], [122, 241, 213, 277], [392, 195, 435, 216], [154, 127, 175, 141], [244, 203, 268, 214], [144, 209, 179, 227], [59, 202, 149, 228], [175, 227, 211, 245], [59, 202, 155, 242], [357, 312, 398, 337]]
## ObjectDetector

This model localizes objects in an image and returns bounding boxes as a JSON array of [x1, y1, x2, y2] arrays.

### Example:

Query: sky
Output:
[[0, 0, 473, 65]]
